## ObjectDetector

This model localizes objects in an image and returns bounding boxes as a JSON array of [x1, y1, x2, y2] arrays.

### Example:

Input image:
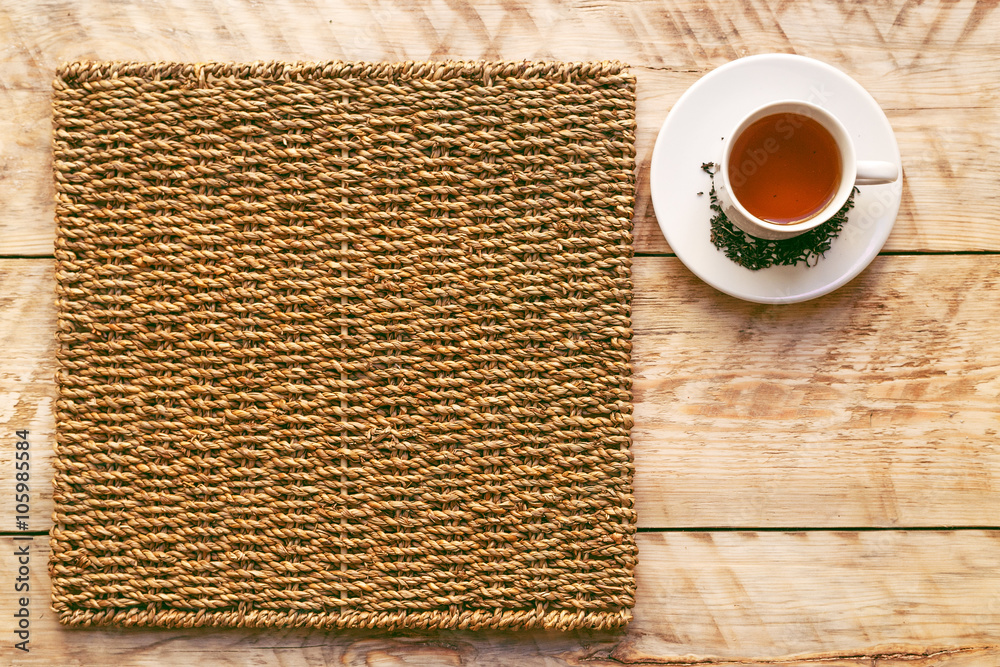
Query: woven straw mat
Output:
[[50, 60, 637, 631]]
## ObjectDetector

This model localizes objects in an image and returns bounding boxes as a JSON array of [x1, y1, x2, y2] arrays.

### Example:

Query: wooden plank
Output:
[[1, 532, 998, 665], [2, 0, 999, 93], [0, 262, 56, 536], [631, 253, 1000, 528], [633, 102, 1000, 255], [7, 74, 996, 256], [622, 530, 1000, 664], [0, 89, 54, 257], [3, 255, 999, 529], [1, 0, 1000, 255]]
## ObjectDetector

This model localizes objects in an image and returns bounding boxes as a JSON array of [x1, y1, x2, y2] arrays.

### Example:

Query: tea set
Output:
[[651, 53, 903, 304]]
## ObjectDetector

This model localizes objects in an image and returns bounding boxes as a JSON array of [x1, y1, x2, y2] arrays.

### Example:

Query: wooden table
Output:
[[2, 1, 999, 664]]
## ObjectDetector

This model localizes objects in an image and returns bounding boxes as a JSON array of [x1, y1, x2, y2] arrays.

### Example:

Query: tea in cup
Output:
[[717, 100, 898, 240]]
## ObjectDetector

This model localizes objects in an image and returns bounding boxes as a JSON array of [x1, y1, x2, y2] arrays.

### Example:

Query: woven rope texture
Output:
[[50, 60, 637, 631]]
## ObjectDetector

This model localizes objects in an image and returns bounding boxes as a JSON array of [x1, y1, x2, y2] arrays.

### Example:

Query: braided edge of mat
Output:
[[49, 58, 637, 632], [56, 607, 632, 631], [55, 59, 633, 85]]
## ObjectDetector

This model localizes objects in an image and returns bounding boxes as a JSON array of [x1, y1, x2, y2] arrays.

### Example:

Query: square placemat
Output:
[[50, 60, 636, 630]]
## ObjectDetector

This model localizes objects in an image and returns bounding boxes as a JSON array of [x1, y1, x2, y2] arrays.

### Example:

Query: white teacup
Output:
[[717, 100, 898, 240]]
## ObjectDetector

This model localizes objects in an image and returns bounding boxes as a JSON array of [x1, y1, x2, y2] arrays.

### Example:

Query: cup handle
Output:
[[856, 160, 899, 185]]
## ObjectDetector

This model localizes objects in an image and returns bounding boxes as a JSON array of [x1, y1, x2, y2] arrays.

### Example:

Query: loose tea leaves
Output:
[[701, 162, 857, 271]]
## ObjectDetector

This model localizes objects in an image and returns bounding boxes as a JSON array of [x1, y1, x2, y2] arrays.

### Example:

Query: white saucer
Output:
[[649, 54, 902, 304]]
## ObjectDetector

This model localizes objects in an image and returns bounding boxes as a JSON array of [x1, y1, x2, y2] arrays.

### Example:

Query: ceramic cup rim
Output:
[[720, 99, 857, 234]]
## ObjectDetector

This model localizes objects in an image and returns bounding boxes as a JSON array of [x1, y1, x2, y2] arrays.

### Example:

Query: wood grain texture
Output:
[[0, 0, 999, 254], [631, 253, 1000, 528], [3, 255, 999, 530], [0, 261, 56, 535], [0, 1, 998, 663], [2, 532, 999, 666]]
